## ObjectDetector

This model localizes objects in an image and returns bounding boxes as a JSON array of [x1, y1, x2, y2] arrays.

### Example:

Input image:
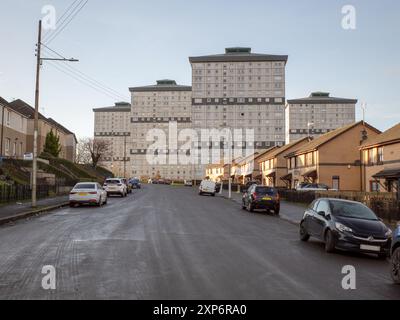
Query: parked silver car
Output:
[[103, 178, 128, 197]]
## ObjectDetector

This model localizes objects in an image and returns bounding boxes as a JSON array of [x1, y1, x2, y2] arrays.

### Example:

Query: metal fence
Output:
[[278, 189, 316, 204], [278, 189, 400, 222], [314, 191, 400, 223], [0, 183, 72, 204]]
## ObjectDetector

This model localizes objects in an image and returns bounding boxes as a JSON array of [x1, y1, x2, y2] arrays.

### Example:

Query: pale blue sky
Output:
[[0, 0, 399, 138]]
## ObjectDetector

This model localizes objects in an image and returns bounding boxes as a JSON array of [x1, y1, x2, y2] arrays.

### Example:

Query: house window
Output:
[[368, 149, 374, 165], [332, 176, 340, 190], [306, 152, 315, 166], [290, 157, 296, 169], [370, 181, 380, 192], [377, 147, 384, 164], [5, 138, 10, 156]]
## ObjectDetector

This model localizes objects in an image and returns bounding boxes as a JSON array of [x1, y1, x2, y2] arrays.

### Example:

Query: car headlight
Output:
[[385, 228, 392, 238], [335, 222, 353, 233]]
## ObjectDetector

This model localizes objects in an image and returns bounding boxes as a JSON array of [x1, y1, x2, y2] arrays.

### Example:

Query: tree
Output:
[[81, 138, 111, 168], [43, 130, 62, 157], [75, 138, 92, 164]]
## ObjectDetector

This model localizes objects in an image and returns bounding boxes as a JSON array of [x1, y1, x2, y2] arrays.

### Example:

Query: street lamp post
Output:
[[123, 134, 127, 179]]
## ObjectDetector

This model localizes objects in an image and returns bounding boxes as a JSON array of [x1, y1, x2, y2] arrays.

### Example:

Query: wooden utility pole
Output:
[[31, 20, 78, 207], [32, 20, 42, 207]]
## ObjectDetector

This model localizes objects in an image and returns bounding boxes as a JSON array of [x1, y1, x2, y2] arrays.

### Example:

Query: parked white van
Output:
[[199, 180, 217, 196]]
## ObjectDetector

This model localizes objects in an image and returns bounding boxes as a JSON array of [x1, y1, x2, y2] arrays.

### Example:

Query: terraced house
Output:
[[0, 97, 28, 158], [7, 99, 77, 162], [360, 122, 400, 193], [285, 121, 380, 191], [257, 137, 309, 188]]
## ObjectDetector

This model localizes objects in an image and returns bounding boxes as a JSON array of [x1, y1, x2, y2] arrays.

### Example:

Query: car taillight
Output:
[[70, 192, 76, 195], [252, 192, 257, 198]]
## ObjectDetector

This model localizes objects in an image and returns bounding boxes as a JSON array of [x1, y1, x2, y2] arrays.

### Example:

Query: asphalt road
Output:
[[0, 185, 399, 300]]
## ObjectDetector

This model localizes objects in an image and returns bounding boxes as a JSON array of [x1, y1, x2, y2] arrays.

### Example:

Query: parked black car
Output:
[[242, 185, 280, 214], [300, 198, 392, 258], [391, 223, 400, 284], [129, 178, 141, 189]]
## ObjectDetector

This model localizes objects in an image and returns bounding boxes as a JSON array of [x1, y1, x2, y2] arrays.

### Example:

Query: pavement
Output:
[[0, 184, 399, 300], [0, 195, 69, 223]]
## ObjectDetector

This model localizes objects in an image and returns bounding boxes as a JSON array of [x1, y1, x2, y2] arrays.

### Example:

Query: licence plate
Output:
[[262, 197, 272, 201], [360, 244, 380, 252], [78, 193, 88, 196]]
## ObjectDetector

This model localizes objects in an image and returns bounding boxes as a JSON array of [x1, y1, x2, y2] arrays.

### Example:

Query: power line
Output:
[[46, 60, 124, 101], [44, 0, 89, 45], [41, 43, 68, 60], [42, 47, 129, 100], [42, 0, 82, 42], [45, 0, 88, 44]]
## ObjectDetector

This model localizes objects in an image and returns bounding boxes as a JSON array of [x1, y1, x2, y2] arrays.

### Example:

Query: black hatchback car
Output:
[[242, 185, 280, 214], [300, 198, 392, 258]]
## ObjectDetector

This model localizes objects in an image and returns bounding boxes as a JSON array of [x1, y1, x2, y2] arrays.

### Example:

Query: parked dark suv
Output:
[[391, 223, 400, 284], [300, 198, 392, 258], [242, 185, 280, 214]]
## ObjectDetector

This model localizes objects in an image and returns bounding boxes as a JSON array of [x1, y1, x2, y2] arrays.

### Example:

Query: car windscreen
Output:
[[105, 180, 120, 184], [74, 184, 96, 190], [255, 187, 276, 195], [329, 200, 378, 220]]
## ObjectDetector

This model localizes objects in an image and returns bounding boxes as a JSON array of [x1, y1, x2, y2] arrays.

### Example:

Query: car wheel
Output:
[[199, 191, 203, 196], [69, 202, 75, 208], [324, 230, 336, 253], [120, 192, 124, 198], [274, 205, 280, 215], [242, 201, 246, 210], [247, 202, 254, 212], [212, 193, 216, 197], [391, 247, 400, 284], [104, 197, 108, 205], [299, 222, 310, 242]]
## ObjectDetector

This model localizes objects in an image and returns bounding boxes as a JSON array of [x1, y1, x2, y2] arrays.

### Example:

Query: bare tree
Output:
[[75, 138, 92, 164], [77, 138, 111, 168]]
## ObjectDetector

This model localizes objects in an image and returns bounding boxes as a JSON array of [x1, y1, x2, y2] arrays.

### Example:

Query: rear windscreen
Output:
[[106, 180, 120, 184], [256, 187, 276, 195], [75, 184, 96, 189]]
